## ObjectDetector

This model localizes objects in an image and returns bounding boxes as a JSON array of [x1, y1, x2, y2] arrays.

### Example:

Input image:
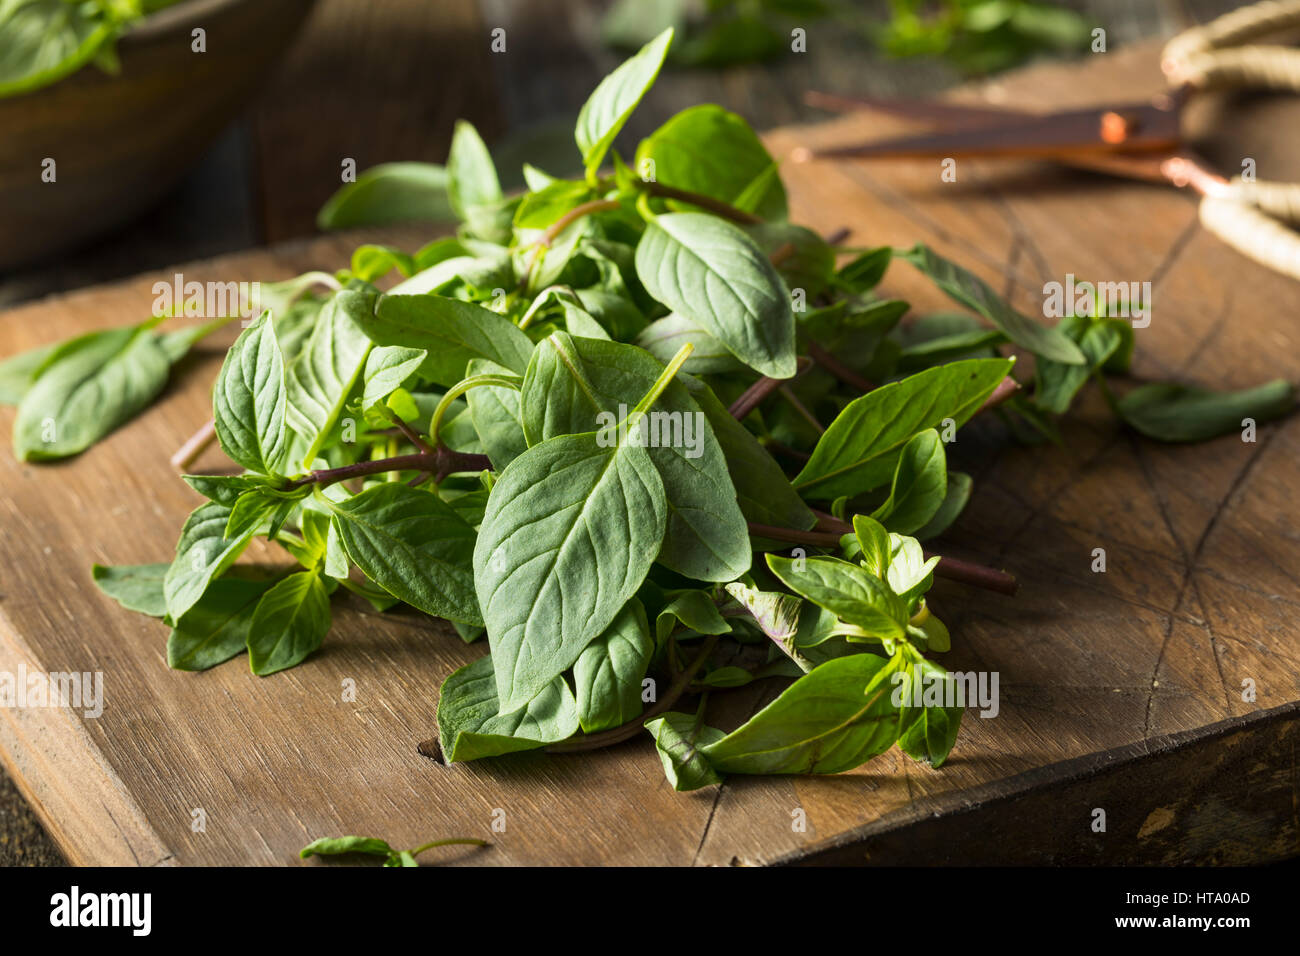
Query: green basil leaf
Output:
[[723, 581, 801, 643], [246, 569, 331, 675], [766, 554, 907, 639], [475, 431, 667, 711], [635, 104, 786, 220], [181, 473, 281, 508], [514, 179, 592, 228], [635, 313, 745, 374], [913, 471, 972, 541], [359, 294, 533, 388], [851, 515, 892, 580], [574, 27, 674, 174], [519, 332, 750, 581], [213, 311, 290, 476], [167, 576, 274, 671], [349, 244, 414, 283], [645, 712, 726, 791], [360, 345, 427, 412], [701, 652, 904, 774], [655, 590, 731, 646], [91, 562, 171, 617], [286, 289, 377, 465], [0, 0, 118, 98], [13, 323, 171, 461], [869, 428, 947, 535], [793, 358, 1012, 498], [163, 501, 258, 622], [887, 535, 940, 611], [447, 120, 502, 220], [1034, 314, 1128, 414], [898, 244, 1085, 364], [897, 656, 963, 768], [686, 376, 816, 532], [316, 162, 453, 230], [465, 358, 528, 471], [325, 483, 481, 626], [1116, 379, 1293, 443], [746, 223, 835, 297], [573, 599, 652, 732], [834, 246, 892, 293], [0, 341, 56, 405], [299, 835, 395, 859], [437, 655, 579, 762], [636, 212, 796, 378]]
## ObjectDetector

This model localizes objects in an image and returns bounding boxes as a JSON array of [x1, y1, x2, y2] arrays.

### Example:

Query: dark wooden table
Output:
[[0, 0, 1247, 866]]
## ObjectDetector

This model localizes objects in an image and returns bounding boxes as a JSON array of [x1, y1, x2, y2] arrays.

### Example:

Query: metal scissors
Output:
[[800, 0, 1300, 281]]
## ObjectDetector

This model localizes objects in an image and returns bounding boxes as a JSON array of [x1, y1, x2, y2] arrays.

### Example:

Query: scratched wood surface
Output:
[[2, 39, 1299, 866]]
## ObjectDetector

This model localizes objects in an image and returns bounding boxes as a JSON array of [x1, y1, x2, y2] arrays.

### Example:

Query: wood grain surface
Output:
[[2, 37, 1299, 866]]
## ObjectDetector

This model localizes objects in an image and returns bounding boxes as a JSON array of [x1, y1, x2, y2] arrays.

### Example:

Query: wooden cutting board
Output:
[[2, 40, 1299, 866]]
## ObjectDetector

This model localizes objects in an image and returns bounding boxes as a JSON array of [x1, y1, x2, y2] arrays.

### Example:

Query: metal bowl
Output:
[[0, 0, 317, 271]]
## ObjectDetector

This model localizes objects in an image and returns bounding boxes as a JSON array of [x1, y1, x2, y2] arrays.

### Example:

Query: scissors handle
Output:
[[1163, 1, 1300, 280]]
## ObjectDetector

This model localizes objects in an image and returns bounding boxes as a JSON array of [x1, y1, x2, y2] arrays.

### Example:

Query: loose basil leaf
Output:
[[168, 576, 274, 671], [316, 162, 453, 230], [1034, 314, 1128, 414], [686, 376, 816, 532], [91, 562, 171, 617], [637, 212, 796, 378], [359, 294, 533, 388], [897, 656, 963, 768], [701, 652, 905, 774], [225, 488, 294, 541], [574, 27, 674, 175], [912, 471, 972, 541], [360, 345, 427, 412], [437, 655, 579, 762], [465, 359, 528, 471], [0, 341, 56, 405], [869, 428, 947, 535], [213, 311, 289, 476], [519, 332, 750, 582], [447, 119, 503, 220], [163, 501, 258, 622], [325, 483, 481, 626], [475, 431, 667, 711], [792, 358, 1012, 499], [1116, 379, 1293, 443], [246, 569, 332, 675], [13, 323, 171, 461], [299, 835, 396, 859], [286, 289, 376, 465], [898, 244, 1085, 364], [573, 599, 652, 732], [766, 554, 907, 640], [645, 712, 726, 791], [635, 104, 786, 220]]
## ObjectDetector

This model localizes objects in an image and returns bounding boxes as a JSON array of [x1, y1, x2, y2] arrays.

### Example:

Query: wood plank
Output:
[[2, 38, 1299, 866]]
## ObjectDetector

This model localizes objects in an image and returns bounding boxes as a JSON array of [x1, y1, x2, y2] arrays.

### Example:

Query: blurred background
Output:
[[0, 0, 1244, 864]]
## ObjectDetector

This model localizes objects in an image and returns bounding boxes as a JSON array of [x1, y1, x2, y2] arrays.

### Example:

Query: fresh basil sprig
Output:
[[41, 28, 1293, 790]]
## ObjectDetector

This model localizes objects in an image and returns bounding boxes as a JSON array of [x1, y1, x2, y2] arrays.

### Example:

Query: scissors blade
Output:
[[809, 100, 1183, 161]]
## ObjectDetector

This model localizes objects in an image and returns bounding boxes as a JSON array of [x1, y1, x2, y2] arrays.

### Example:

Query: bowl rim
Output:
[[123, 0, 280, 44]]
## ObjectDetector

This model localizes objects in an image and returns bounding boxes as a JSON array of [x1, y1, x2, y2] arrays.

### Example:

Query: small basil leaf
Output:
[[1117, 379, 1293, 443], [645, 712, 726, 791], [299, 835, 395, 859], [91, 563, 171, 617], [437, 655, 578, 762], [246, 569, 331, 675], [164, 501, 258, 622], [574, 27, 674, 174], [868, 428, 947, 535], [316, 162, 453, 230], [213, 311, 290, 476], [573, 599, 652, 733], [766, 553, 907, 640], [168, 576, 274, 671]]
